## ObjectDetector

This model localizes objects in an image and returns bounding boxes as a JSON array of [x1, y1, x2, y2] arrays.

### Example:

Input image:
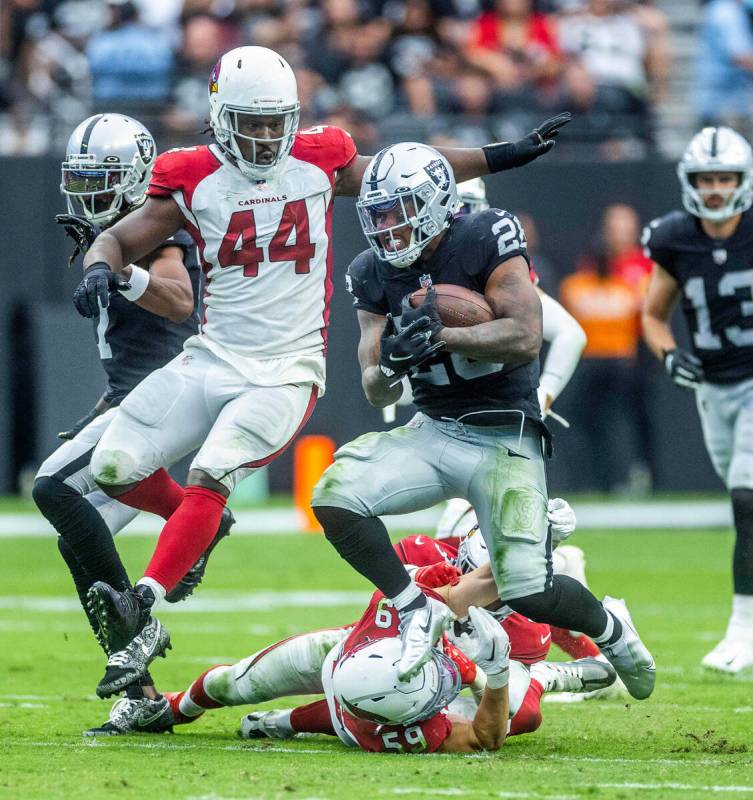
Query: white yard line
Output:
[[0, 499, 736, 538]]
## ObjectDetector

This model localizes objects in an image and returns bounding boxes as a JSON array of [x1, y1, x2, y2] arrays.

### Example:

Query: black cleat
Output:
[[87, 582, 153, 653], [83, 696, 174, 736], [96, 617, 171, 698], [165, 507, 236, 603]]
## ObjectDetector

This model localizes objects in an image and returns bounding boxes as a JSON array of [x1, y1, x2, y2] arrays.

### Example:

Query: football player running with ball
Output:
[[78, 43, 570, 698], [311, 144, 655, 698], [643, 126, 753, 673]]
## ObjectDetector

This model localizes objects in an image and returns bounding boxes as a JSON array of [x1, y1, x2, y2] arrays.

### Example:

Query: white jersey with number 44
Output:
[[147, 125, 357, 392]]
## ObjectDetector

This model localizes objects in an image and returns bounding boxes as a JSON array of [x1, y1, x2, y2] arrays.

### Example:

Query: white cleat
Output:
[[397, 597, 453, 681], [239, 710, 295, 740], [599, 596, 656, 700], [531, 657, 616, 695], [702, 638, 753, 674]]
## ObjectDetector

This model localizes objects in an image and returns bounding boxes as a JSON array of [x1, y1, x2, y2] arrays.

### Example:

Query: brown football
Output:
[[409, 284, 494, 328]]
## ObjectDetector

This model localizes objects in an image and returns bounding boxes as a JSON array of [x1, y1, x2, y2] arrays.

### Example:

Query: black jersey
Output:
[[644, 208, 753, 383], [92, 228, 200, 404], [346, 209, 540, 422]]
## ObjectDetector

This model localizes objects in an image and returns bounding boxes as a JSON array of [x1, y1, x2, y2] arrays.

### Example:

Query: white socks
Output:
[[725, 594, 753, 642], [390, 581, 423, 613]]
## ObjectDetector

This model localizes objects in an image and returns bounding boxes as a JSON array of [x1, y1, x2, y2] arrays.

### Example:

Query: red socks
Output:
[[144, 486, 226, 592], [551, 626, 601, 659], [116, 468, 184, 519], [509, 679, 544, 737], [290, 700, 336, 736]]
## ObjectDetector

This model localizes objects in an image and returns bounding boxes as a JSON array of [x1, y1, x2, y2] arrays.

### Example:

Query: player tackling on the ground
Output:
[[311, 143, 655, 698], [76, 44, 570, 696], [643, 126, 753, 673]]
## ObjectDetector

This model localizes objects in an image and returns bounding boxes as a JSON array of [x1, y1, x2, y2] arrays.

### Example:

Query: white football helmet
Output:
[[61, 114, 156, 226], [435, 499, 478, 541], [677, 127, 753, 222], [455, 526, 489, 575], [455, 177, 490, 216], [333, 638, 461, 725], [357, 143, 458, 268], [208, 46, 300, 181]]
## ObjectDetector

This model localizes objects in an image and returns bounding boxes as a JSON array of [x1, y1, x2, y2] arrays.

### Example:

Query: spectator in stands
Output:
[[559, 203, 645, 492], [558, 0, 668, 152], [86, 1, 175, 108], [464, 0, 563, 109], [696, 0, 753, 138]]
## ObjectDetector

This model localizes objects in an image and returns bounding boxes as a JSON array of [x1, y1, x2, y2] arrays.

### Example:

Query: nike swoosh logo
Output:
[[137, 710, 165, 727], [389, 353, 414, 362], [489, 641, 496, 661], [540, 634, 551, 645], [414, 536, 424, 545], [418, 616, 432, 635]]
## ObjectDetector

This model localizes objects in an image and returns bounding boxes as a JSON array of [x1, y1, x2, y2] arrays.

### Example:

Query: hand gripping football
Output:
[[409, 284, 494, 328]]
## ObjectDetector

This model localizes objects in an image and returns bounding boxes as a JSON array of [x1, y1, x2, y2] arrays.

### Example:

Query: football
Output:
[[409, 284, 495, 328]]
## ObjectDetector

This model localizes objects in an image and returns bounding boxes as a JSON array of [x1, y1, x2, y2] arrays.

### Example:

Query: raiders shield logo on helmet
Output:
[[425, 159, 450, 191], [134, 133, 154, 165]]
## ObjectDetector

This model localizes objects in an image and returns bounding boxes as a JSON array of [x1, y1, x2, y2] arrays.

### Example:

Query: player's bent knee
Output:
[[32, 476, 76, 520], [90, 444, 140, 488], [313, 505, 366, 543]]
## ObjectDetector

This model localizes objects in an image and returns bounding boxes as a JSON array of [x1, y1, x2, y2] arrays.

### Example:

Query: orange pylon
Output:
[[293, 435, 336, 532]]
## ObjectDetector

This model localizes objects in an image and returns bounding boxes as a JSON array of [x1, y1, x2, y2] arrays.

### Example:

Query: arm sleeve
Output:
[[346, 252, 389, 315], [464, 210, 531, 291], [539, 292, 587, 403]]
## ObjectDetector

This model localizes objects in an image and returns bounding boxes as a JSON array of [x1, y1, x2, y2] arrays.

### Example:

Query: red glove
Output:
[[443, 638, 478, 685], [414, 561, 462, 589]]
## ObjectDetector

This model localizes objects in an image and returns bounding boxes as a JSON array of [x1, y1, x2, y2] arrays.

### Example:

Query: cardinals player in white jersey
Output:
[[77, 45, 571, 698]]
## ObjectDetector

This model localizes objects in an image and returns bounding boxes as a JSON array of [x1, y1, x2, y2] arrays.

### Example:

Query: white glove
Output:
[[451, 606, 510, 689], [548, 497, 576, 543]]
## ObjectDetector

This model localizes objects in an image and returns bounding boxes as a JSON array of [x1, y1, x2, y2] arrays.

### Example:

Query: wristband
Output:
[[485, 665, 509, 690], [119, 264, 150, 301], [482, 142, 516, 173]]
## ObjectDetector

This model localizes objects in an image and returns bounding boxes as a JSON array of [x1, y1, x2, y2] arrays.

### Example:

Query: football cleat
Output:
[[599, 596, 656, 700], [83, 696, 174, 736], [702, 637, 753, 674], [397, 596, 453, 681], [96, 617, 171, 698], [239, 710, 295, 740], [165, 507, 236, 603], [87, 582, 153, 654], [531, 657, 616, 694]]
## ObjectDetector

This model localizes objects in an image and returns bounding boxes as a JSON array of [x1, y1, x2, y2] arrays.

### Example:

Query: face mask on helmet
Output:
[[358, 144, 458, 268], [677, 127, 753, 222], [335, 639, 461, 726], [61, 157, 131, 222], [456, 526, 489, 574], [213, 106, 299, 180]]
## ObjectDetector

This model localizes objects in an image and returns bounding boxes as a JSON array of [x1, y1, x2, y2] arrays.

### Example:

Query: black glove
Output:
[[664, 348, 704, 389], [55, 214, 102, 265], [379, 314, 445, 379], [72, 261, 131, 318], [400, 286, 444, 340], [483, 112, 572, 172]]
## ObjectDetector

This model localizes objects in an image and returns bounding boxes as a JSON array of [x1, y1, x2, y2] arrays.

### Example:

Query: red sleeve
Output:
[[393, 535, 458, 568], [146, 146, 222, 210], [290, 125, 357, 185], [352, 712, 453, 753]]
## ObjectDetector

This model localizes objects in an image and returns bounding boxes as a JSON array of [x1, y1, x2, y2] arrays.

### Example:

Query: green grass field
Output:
[[1, 524, 752, 800]]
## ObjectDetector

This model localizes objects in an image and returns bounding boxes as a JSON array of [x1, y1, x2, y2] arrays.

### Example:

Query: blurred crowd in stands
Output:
[[1, 0, 677, 158]]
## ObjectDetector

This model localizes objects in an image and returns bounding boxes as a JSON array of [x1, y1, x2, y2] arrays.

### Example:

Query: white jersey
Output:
[[147, 125, 357, 392]]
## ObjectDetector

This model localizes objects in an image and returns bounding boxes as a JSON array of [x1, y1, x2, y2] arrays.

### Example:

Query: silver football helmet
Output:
[[677, 127, 753, 222], [455, 526, 489, 575], [455, 177, 490, 216], [332, 637, 461, 725], [61, 114, 156, 226], [357, 142, 458, 268]]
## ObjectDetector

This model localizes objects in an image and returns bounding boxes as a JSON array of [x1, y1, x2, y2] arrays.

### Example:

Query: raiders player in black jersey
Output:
[[31, 114, 233, 734], [311, 143, 655, 700], [643, 126, 753, 674]]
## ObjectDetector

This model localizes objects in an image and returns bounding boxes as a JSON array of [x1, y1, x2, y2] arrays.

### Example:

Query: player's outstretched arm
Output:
[[440, 256, 542, 364], [121, 245, 195, 323], [538, 290, 587, 414], [83, 196, 185, 274], [642, 262, 680, 360], [333, 114, 571, 195]]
